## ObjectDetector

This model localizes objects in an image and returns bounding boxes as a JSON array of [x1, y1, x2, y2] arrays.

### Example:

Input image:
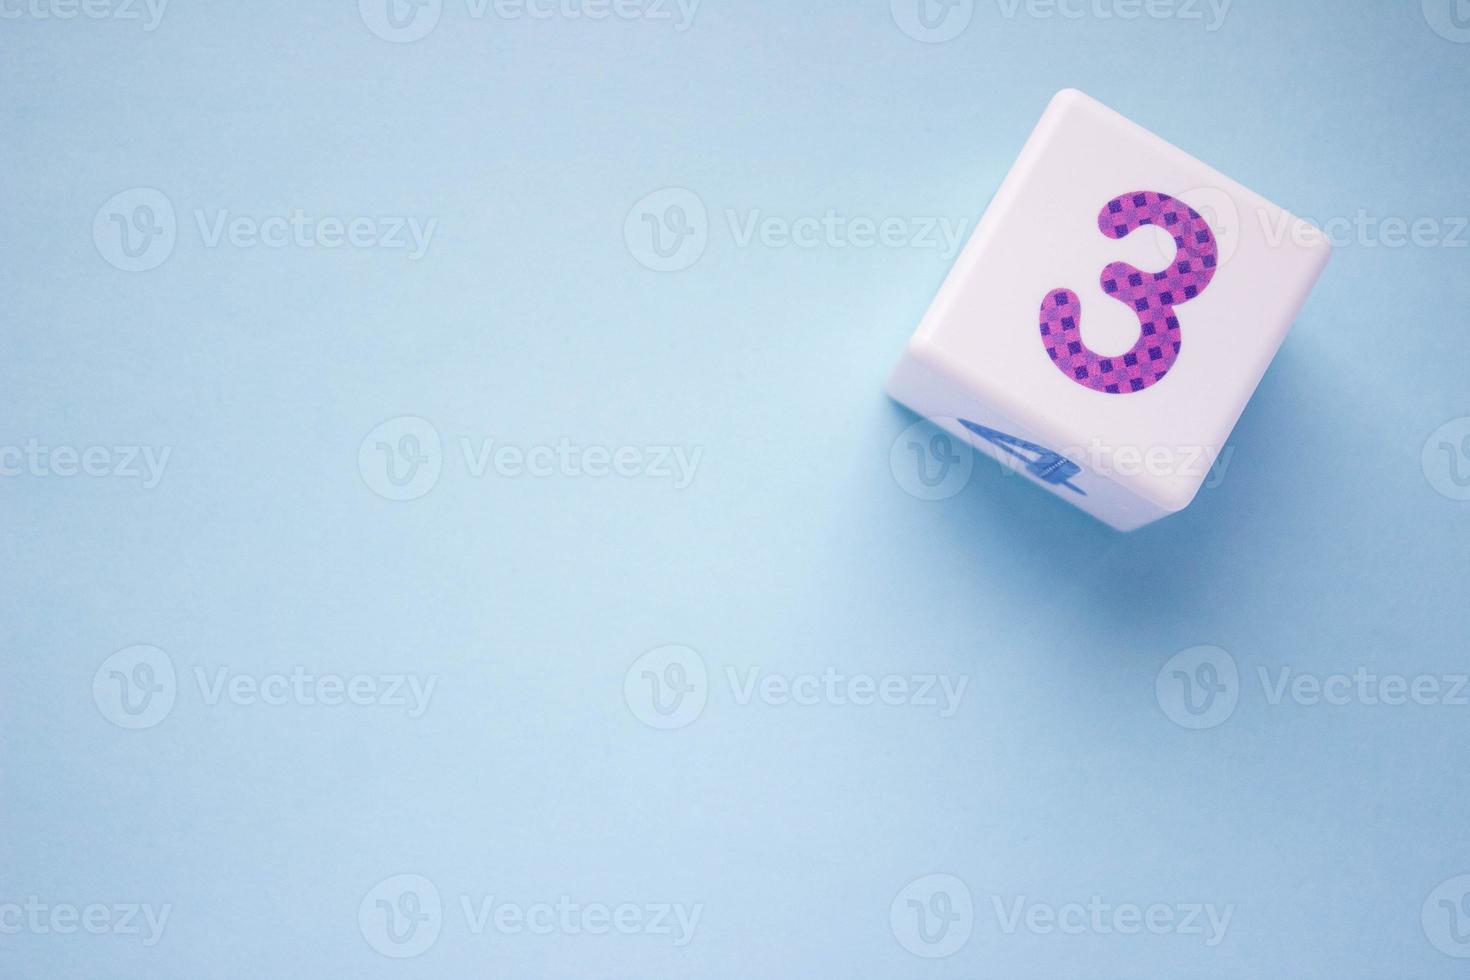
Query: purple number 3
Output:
[[1039, 191, 1218, 394]]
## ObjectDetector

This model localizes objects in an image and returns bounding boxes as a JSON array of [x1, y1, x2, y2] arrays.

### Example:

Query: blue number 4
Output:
[[959, 419, 1086, 496]]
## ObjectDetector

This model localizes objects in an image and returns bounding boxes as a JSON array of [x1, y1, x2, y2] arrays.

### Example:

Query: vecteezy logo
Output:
[[358, 416, 443, 501], [359, 874, 442, 958], [93, 188, 176, 272], [92, 645, 177, 730], [624, 645, 708, 730], [1424, 0, 1470, 42], [1423, 417, 1470, 501], [890, 0, 974, 43], [624, 188, 708, 272], [1041, 191, 1218, 394], [889, 418, 975, 501], [889, 874, 974, 958], [359, 0, 442, 42], [1158, 187, 1241, 270], [1423, 874, 1470, 957], [1156, 645, 1239, 730]]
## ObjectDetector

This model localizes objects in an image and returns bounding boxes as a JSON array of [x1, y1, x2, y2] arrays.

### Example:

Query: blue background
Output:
[[3, 0, 1469, 976]]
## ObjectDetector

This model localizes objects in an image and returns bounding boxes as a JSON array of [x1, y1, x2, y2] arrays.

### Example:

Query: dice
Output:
[[887, 89, 1332, 531]]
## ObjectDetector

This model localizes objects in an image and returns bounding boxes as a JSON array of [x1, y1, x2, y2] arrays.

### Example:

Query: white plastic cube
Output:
[[887, 89, 1331, 530]]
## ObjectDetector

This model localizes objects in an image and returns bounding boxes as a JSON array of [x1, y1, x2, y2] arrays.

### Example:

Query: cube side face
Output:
[[887, 343, 1168, 531], [897, 89, 1332, 518]]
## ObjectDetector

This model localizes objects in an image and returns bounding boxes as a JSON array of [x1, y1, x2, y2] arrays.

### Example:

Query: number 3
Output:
[[1039, 191, 1218, 394]]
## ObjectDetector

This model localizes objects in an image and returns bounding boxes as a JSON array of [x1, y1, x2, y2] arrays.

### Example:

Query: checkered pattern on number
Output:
[[1040, 191, 1219, 394]]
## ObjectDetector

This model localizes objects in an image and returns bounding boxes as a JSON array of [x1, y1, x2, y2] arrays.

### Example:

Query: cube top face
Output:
[[902, 89, 1332, 515]]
